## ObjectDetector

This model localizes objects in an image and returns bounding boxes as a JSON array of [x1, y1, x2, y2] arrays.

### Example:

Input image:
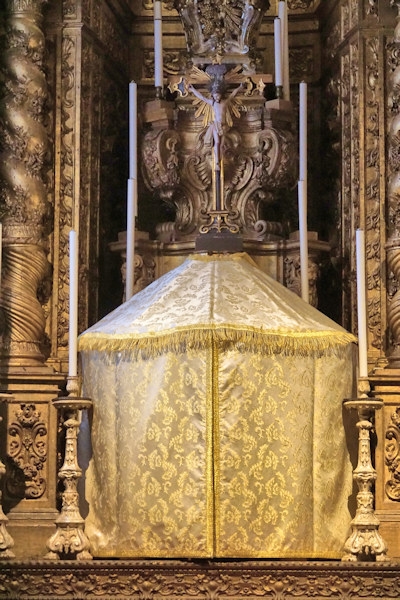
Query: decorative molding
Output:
[[6, 403, 47, 500], [385, 406, 400, 501], [1, 560, 400, 599], [385, 4, 400, 365], [289, 47, 314, 81], [284, 255, 319, 307], [366, 0, 378, 18], [173, 0, 269, 65]]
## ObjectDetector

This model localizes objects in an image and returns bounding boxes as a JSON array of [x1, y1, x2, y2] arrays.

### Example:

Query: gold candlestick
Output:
[[46, 377, 92, 560], [342, 378, 388, 561]]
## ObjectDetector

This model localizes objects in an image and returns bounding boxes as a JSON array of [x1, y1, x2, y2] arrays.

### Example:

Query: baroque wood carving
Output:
[[1, 559, 400, 599], [385, 405, 400, 501], [0, 0, 52, 366], [142, 89, 297, 241], [172, 0, 269, 65], [6, 403, 47, 500], [386, 1, 400, 366]]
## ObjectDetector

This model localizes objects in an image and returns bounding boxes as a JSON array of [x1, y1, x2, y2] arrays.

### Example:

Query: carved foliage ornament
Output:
[[6, 403, 47, 499], [2, 561, 400, 598], [385, 406, 400, 501]]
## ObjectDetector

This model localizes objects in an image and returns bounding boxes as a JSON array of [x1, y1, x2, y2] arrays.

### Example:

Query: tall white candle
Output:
[[278, 1, 290, 101], [126, 178, 136, 301], [274, 18, 283, 89], [299, 81, 307, 182], [154, 0, 163, 90], [356, 229, 368, 378], [298, 179, 309, 303], [69, 230, 78, 377], [129, 81, 137, 180]]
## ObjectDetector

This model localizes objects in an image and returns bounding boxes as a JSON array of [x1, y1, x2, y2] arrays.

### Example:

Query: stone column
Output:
[[0, 0, 51, 366]]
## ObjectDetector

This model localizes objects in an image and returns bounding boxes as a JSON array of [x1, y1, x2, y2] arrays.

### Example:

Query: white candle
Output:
[[298, 179, 309, 303], [125, 178, 137, 301], [154, 0, 163, 90], [299, 81, 307, 182], [356, 229, 369, 378], [69, 230, 78, 377], [274, 18, 283, 89], [129, 81, 137, 180], [278, 1, 290, 101]]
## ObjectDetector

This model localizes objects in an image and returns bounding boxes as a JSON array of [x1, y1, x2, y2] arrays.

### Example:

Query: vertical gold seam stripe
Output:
[[212, 340, 220, 556], [206, 343, 215, 555]]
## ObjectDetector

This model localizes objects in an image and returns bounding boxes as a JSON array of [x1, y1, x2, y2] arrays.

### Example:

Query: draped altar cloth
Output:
[[79, 253, 356, 558]]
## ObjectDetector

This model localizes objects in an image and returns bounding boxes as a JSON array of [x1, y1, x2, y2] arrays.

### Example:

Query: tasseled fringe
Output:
[[78, 326, 357, 360]]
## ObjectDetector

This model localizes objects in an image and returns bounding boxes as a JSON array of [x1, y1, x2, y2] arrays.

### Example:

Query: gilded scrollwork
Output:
[[386, 4, 400, 364], [141, 129, 181, 199], [173, 0, 269, 64], [6, 403, 47, 499], [141, 82, 296, 240], [366, 0, 378, 18], [287, 0, 315, 11], [284, 255, 319, 307], [4, 558, 400, 598], [385, 406, 400, 501]]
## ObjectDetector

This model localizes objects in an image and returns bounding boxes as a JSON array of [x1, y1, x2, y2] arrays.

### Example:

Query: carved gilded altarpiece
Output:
[[0, 0, 400, 596]]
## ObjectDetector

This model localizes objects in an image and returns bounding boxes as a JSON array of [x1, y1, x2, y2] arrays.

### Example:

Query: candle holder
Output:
[[341, 378, 388, 562], [45, 376, 92, 560], [0, 393, 15, 558], [275, 84, 283, 99]]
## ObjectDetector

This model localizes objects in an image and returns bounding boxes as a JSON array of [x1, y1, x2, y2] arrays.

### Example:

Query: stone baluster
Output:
[[0, 0, 51, 366]]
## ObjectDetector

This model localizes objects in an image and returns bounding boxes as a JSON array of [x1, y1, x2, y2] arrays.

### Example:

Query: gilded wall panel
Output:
[[340, 49, 353, 331], [52, 31, 80, 366], [44, 0, 130, 368], [365, 0, 378, 19], [364, 35, 383, 354]]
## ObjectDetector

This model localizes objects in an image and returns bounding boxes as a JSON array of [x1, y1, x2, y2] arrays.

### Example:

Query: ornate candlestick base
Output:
[[0, 393, 15, 558], [342, 379, 388, 562], [46, 378, 92, 560]]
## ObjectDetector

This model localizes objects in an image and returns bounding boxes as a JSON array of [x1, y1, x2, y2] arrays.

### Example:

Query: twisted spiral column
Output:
[[0, 0, 50, 365]]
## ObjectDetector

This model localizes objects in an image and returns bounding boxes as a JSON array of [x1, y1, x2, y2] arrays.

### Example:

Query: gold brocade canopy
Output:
[[79, 253, 357, 559]]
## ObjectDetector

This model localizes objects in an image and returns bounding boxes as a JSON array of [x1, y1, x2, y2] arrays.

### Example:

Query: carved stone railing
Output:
[[0, 0, 51, 366]]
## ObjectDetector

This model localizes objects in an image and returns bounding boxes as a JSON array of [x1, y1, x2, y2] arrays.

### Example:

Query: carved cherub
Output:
[[187, 79, 244, 170]]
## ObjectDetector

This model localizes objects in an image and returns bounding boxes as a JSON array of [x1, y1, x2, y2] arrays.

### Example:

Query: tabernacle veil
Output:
[[79, 253, 356, 558]]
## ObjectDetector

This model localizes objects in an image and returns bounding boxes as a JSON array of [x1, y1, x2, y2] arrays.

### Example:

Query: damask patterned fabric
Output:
[[79, 253, 356, 558]]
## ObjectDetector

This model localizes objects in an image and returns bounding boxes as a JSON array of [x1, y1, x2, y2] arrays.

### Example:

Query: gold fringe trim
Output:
[[79, 324, 356, 360]]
